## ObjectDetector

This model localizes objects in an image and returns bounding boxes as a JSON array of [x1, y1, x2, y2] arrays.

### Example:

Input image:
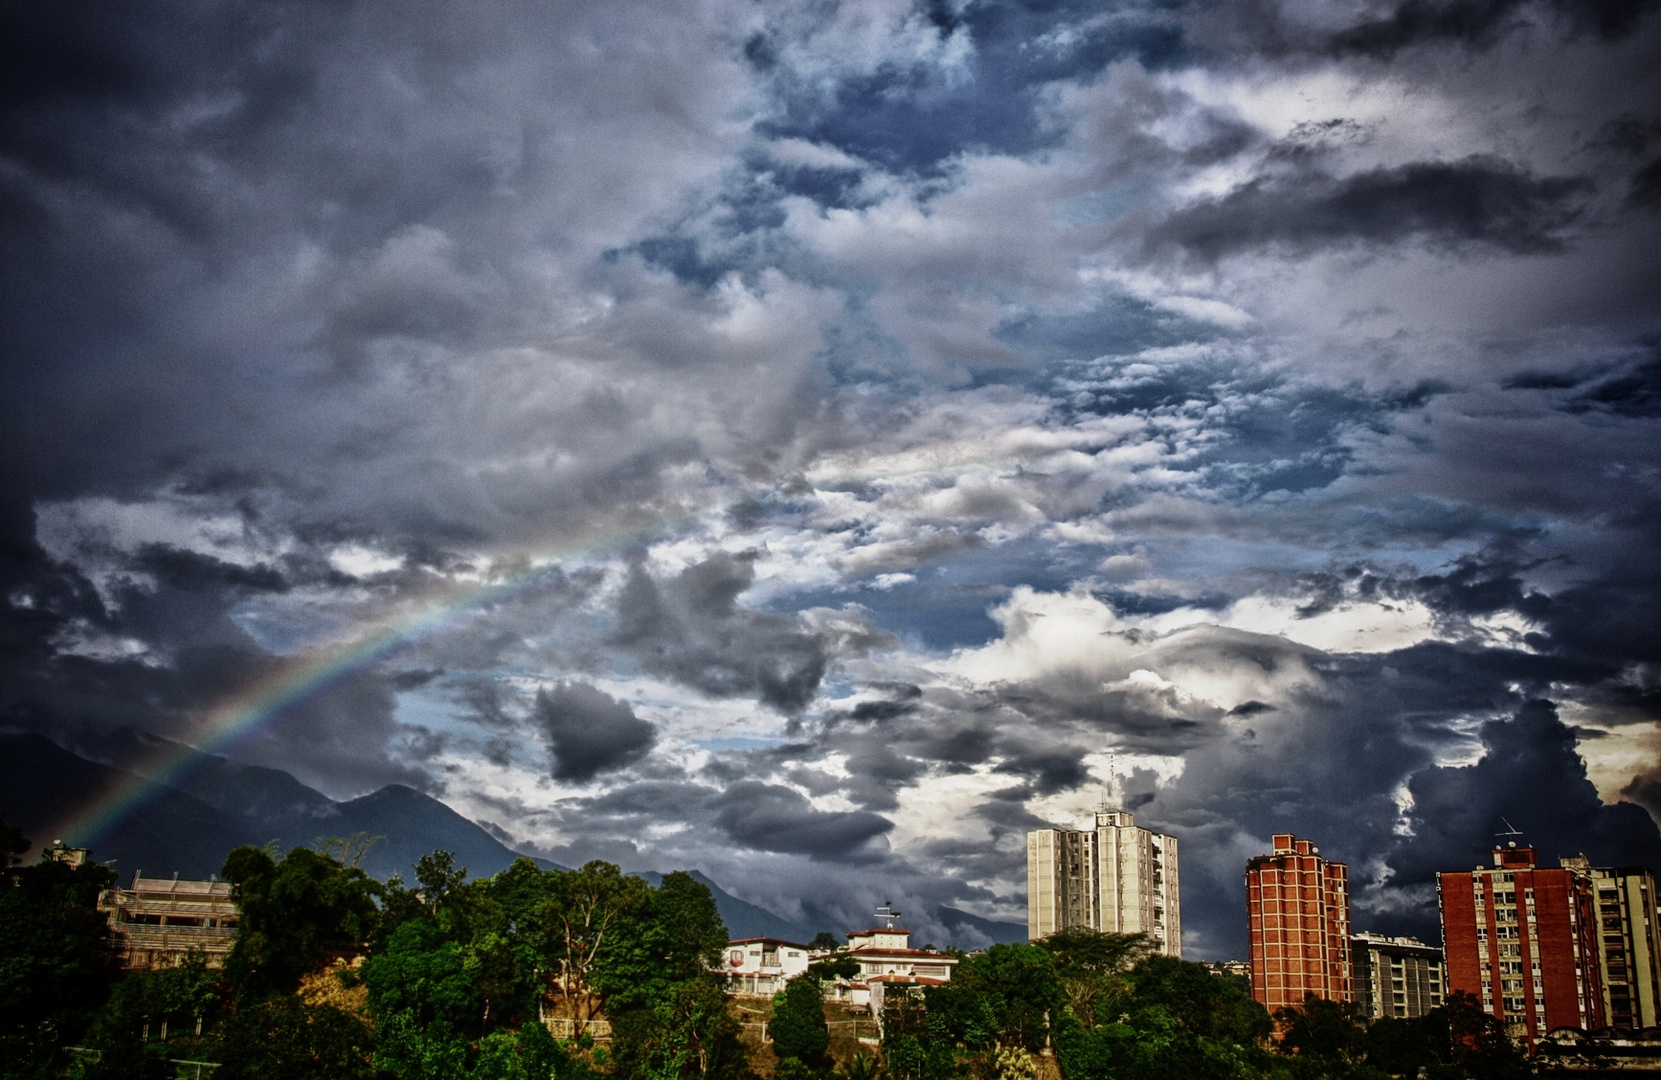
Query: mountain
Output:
[[327, 784, 562, 881], [0, 732, 260, 879], [936, 905, 1027, 946], [0, 731, 1022, 951], [0, 731, 556, 882], [640, 869, 818, 943]]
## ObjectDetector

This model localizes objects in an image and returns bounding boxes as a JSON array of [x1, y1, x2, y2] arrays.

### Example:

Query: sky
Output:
[[2, 0, 1660, 960]]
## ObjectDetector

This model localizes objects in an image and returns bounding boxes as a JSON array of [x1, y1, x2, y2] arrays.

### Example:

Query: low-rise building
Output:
[[719, 937, 814, 997], [1351, 932, 1446, 1019], [818, 925, 960, 1010], [98, 871, 239, 969]]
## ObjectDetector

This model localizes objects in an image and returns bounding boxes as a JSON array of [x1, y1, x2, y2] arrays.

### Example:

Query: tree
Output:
[[215, 995, 377, 1080], [808, 932, 842, 952], [770, 976, 831, 1069], [221, 845, 381, 1000], [1052, 955, 1276, 1080], [926, 943, 1059, 1053], [1035, 929, 1150, 1030], [363, 917, 485, 1036], [1276, 994, 1368, 1065], [1127, 955, 1271, 1046], [594, 871, 728, 1011], [0, 819, 120, 1079], [808, 952, 860, 982], [537, 861, 650, 1021], [610, 978, 746, 1080]]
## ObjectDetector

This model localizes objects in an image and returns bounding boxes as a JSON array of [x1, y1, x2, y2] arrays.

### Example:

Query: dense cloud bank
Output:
[[2, 0, 1658, 955]]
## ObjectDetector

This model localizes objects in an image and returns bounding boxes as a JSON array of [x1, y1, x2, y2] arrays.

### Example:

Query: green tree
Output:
[[808, 932, 842, 952], [770, 976, 831, 1069], [363, 917, 485, 1035], [214, 995, 376, 1080], [610, 978, 746, 1080], [1034, 928, 1149, 1030], [469, 1021, 598, 1080], [75, 952, 226, 1077], [594, 871, 728, 1011], [1276, 994, 1369, 1066], [538, 861, 650, 1021], [881, 994, 956, 1080], [0, 820, 120, 1079], [1052, 955, 1276, 1080], [926, 943, 1059, 1053], [221, 845, 380, 1000], [1127, 955, 1271, 1046], [1365, 991, 1530, 1080]]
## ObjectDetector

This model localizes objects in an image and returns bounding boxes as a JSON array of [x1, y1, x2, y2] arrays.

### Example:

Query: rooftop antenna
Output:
[[1496, 818, 1524, 847], [874, 901, 902, 928]]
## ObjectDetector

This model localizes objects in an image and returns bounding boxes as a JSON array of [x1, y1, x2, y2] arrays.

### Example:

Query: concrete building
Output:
[[1027, 810, 1181, 956], [719, 937, 814, 997], [1245, 833, 1353, 1013], [817, 925, 959, 1009], [98, 871, 239, 969], [1438, 845, 1603, 1043], [1351, 932, 1446, 1019], [1561, 856, 1661, 1030]]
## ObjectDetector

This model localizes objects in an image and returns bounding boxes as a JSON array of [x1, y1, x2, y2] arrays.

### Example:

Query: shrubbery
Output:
[[0, 813, 1555, 1079]]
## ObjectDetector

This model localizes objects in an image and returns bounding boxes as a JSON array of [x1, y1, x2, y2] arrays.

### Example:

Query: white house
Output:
[[828, 927, 959, 1008], [719, 937, 814, 997]]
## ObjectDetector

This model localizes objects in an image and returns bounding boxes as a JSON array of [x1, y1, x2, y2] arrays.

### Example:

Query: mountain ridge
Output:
[[0, 731, 1027, 947]]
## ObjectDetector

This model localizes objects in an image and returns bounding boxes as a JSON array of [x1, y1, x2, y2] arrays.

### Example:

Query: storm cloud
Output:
[[532, 682, 657, 783], [2, 0, 1658, 956]]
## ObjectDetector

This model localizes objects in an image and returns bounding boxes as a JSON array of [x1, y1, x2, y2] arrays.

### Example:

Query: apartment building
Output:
[[1027, 810, 1181, 956], [1438, 845, 1603, 1042], [1245, 833, 1352, 1012]]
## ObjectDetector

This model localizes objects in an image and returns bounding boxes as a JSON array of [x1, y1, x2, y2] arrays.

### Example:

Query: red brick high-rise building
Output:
[[1438, 845, 1603, 1043], [1246, 834, 1353, 1013]]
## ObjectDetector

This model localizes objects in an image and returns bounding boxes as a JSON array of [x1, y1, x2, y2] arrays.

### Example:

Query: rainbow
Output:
[[55, 511, 707, 851]]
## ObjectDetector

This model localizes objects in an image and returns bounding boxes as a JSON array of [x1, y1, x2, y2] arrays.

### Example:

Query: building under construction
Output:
[[98, 871, 239, 969]]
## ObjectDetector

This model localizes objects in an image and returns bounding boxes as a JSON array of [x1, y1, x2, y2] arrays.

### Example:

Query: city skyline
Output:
[[3, 0, 1659, 960]]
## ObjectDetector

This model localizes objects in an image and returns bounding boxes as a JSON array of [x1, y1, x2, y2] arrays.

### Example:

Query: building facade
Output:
[[1245, 833, 1353, 1013], [719, 937, 814, 997], [1438, 845, 1603, 1042], [819, 927, 959, 1009], [97, 872, 239, 969], [1351, 932, 1446, 1019], [1561, 857, 1661, 1030], [1027, 810, 1181, 956]]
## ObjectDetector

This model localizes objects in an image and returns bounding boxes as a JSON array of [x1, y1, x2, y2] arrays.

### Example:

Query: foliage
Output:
[[925, 943, 1059, 1053], [609, 977, 746, 1080], [841, 1049, 881, 1080], [220, 844, 381, 1000], [541, 861, 652, 1021], [771, 975, 831, 1068], [593, 871, 729, 1012], [216, 995, 377, 1080], [808, 932, 843, 952], [807, 952, 861, 981], [0, 826, 1555, 1080], [0, 817, 120, 1080], [1034, 929, 1149, 1031]]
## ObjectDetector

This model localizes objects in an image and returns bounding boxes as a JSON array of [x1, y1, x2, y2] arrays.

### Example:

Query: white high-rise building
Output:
[[1027, 810, 1181, 956]]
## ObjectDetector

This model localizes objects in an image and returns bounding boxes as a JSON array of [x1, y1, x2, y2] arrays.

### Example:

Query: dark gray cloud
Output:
[[711, 780, 893, 860], [532, 681, 657, 783], [0, 0, 1657, 959], [611, 552, 892, 713], [1142, 157, 1590, 262], [1328, 0, 1659, 56], [1390, 699, 1661, 883]]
